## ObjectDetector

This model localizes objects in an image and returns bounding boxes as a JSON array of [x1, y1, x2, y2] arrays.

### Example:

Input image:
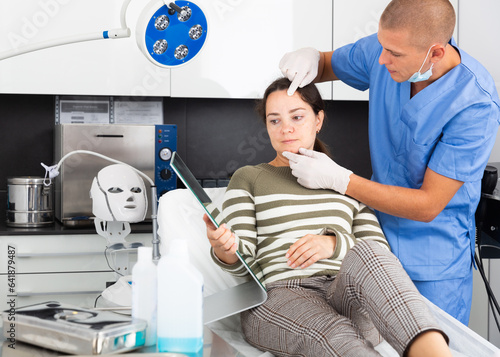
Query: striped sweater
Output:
[[210, 163, 389, 287]]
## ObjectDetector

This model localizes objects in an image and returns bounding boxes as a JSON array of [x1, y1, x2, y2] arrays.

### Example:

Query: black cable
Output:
[[481, 253, 500, 331], [475, 249, 500, 332], [94, 294, 102, 308], [475, 215, 500, 332]]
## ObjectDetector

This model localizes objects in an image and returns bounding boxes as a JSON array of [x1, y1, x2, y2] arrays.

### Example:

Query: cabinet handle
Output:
[[16, 290, 103, 297], [17, 251, 106, 258]]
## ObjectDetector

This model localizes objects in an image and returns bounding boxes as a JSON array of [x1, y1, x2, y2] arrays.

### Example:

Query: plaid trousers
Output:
[[240, 240, 447, 357]]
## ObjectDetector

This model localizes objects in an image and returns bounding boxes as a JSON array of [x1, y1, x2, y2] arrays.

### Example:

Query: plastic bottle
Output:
[[131, 246, 157, 346], [157, 239, 204, 354]]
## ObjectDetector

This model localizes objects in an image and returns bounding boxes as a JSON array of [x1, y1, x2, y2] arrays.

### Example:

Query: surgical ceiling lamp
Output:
[[0, 0, 208, 68], [136, 0, 208, 67]]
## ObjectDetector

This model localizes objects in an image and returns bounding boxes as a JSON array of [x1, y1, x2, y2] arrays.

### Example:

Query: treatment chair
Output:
[[157, 188, 500, 357]]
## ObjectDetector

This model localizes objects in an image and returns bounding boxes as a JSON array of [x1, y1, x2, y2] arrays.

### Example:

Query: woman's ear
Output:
[[316, 110, 325, 132]]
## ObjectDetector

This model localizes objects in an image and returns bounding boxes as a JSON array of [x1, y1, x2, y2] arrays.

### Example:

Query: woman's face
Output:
[[265, 89, 324, 165]]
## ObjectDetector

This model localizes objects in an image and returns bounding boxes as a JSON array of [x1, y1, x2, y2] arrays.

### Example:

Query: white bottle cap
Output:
[[137, 246, 153, 262]]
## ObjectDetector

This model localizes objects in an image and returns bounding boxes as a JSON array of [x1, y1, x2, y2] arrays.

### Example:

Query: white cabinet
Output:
[[0, 0, 333, 99], [0, 0, 171, 96], [0, 272, 117, 311], [0, 0, 462, 100], [0, 233, 152, 311], [170, 0, 333, 99], [331, 0, 459, 101], [332, 0, 390, 101]]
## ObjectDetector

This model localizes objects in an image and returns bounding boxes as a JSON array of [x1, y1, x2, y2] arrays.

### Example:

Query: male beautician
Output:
[[280, 0, 500, 325]]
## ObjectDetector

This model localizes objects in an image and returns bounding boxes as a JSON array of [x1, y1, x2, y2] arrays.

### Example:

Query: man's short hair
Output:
[[380, 0, 456, 49]]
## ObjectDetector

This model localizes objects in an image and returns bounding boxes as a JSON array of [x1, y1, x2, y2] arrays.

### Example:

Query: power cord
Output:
[[474, 249, 500, 332], [94, 294, 102, 308], [476, 223, 500, 333]]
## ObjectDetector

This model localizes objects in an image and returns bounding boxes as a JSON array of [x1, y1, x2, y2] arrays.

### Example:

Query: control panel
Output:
[[155, 124, 177, 199]]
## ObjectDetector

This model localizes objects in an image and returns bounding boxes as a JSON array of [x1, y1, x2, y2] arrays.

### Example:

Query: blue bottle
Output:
[[157, 239, 204, 354], [131, 246, 157, 346]]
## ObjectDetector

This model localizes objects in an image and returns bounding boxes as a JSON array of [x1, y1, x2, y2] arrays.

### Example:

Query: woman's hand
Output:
[[203, 214, 239, 265], [286, 234, 336, 269]]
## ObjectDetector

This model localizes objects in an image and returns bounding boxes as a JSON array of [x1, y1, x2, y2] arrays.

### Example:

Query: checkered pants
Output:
[[240, 240, 446, 357]]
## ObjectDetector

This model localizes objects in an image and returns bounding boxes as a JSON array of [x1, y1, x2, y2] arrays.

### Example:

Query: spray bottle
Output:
[[131, 246, 157, 346], [157, 239, 204, 353]]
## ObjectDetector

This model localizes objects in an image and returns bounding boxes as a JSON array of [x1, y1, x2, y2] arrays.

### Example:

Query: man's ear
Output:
[[430, 45, 446, 63]]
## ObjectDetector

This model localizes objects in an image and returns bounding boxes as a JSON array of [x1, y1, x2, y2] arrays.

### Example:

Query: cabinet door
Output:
[[332, 0, 390, 101], [0, 0, 171, 96], [170, 0, 333, 99], [0, 272, 116, 310], [332, 0, 458, 101], [0, 233, 152, 274]]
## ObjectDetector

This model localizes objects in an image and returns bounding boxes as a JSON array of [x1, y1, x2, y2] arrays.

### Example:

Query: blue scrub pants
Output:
[[413, 272, 473, 325]]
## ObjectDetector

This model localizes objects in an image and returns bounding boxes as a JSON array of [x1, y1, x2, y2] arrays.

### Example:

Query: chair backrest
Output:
[[157, 187, 244, 296]]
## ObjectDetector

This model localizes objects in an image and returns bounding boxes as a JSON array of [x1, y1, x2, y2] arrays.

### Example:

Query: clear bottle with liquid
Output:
[[157, 239, 204, 353], [131, 246, 157, 346]]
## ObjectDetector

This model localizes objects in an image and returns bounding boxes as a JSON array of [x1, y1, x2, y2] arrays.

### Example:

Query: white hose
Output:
[[43, 149, 154, 186]]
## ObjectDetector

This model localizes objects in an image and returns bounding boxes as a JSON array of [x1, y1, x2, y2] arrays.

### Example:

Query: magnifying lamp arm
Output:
[[0, 32, 97, 61], [120, 0, 132, 29], [0, 29, 131, 61], [104, 28, 132, 39], [0, 0, 131, 61]]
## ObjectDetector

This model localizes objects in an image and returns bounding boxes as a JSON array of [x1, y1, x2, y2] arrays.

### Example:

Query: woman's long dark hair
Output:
[[256, 77, 331, 157]]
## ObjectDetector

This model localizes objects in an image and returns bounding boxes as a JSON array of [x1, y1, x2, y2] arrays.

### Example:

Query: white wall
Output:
[[459, 1, 500, 342], [458, 0, 500, 162]]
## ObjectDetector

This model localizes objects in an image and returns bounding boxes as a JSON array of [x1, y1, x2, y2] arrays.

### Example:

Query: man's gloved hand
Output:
[[279, 47, 320, 96], [283, 148, 353, 195]]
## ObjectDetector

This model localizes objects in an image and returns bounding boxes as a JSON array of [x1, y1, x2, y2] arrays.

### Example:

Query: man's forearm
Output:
[[345, 171, 461, 222], [316, 51, 338, 83]]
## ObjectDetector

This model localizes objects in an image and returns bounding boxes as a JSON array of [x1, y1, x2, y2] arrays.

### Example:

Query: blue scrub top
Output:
[[332, 33, 500, 281]]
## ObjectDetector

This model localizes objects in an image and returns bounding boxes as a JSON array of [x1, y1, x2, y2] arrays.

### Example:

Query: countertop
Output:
[[0, 192, 152, 236], [0, 319, 241, 356]]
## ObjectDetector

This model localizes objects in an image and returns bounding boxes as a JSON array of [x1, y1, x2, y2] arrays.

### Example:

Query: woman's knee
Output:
[[351, 239, 383, 255], [243, 309, 379, 356], [345, 239, 397, 269]]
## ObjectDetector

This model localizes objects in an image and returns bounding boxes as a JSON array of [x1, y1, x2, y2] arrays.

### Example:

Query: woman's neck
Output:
[[269, 155, 289, 167]]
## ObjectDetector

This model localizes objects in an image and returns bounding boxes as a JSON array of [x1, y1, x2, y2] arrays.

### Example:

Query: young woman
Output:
[[204, 77, 451, 357]]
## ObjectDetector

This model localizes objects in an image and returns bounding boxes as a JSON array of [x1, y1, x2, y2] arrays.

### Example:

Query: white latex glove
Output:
[[279, 47, 320, 96], [283, 148, 353, 194]]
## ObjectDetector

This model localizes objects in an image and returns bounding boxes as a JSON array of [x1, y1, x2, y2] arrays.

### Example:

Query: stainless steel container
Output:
[[54, 124, 155, 227], [6, 177, 54, 227], [2, 301, 147, 354]]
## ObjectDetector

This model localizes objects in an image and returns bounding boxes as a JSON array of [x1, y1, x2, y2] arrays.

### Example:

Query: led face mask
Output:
[[90, 164, 147, 223], [408, 45, 435, 83]]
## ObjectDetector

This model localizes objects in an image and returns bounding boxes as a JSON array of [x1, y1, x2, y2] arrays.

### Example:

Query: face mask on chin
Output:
[[407, 45, 435, 83]]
